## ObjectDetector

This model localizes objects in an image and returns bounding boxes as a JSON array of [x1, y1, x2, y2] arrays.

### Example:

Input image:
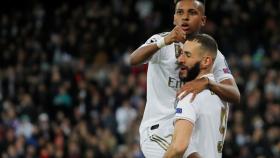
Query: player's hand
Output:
[[177, 77, 209, 102], [164, 26, 186, 45]]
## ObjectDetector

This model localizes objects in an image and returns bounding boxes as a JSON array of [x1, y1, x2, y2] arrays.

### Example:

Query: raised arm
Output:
[[129, 26, 186, 66], [129, 44, 159, 66]]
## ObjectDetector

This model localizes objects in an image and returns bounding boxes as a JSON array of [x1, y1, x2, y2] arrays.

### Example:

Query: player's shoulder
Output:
[[178, 84, 214, 105], [146, 32, 170, 44], [178, 91, 208, 107], [157, 32, 170, 37], [179, 93, 193, 104], [196, 89, 214, 98], [193, 83, 218, 103], [215, 49, 225, 60], [150, 32, 170, 39], [213, 49, 227, 68], [196, 75, 216, 98], [192, 90, 211, 102], [179, 90, 216, 114]]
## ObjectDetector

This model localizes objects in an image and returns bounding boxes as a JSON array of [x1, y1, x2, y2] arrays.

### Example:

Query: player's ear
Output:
[[201, 16, 206, 26], [201, 56, 212, 68]]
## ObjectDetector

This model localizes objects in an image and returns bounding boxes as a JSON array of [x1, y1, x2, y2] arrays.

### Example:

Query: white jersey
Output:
[[139, 32, 233, 134], [175, 74, 229, 158]]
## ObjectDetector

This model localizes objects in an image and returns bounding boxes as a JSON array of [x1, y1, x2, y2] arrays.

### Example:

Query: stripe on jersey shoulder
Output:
[[157, 32, 170, 37]]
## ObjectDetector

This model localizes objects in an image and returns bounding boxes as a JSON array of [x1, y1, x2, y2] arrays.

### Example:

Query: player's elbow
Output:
[[232, 89, 241, 104], [235, 91, 241, 104], [171, 143, 187, 156], [220, 79, 241, 104]]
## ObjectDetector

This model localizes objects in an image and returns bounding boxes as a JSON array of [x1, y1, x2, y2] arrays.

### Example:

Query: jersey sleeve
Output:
[[175, 94, 197, 124], [212, 50, 234, 82], [139, 34, 163, 63]]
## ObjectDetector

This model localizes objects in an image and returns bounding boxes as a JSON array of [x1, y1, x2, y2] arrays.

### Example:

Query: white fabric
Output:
[[138, 33, 233, 156], [140, 118, 174, 158], [175, 74, 228, 158], [212, 51, 233, 82]]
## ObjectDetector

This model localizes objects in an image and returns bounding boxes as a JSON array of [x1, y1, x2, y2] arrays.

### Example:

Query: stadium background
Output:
[[0, 0, 279, 157]]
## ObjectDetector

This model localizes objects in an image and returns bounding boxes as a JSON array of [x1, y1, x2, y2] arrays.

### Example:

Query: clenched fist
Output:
[[164, 26, 187, 45]]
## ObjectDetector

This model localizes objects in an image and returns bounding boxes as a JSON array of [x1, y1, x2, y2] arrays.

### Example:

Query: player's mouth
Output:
[[179, 66, 188, 79], [179, 66, 188, 74], [181, 23, 190, 32]]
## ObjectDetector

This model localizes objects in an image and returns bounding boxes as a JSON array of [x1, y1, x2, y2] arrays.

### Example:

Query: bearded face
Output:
[[179, 61, 201, 82]]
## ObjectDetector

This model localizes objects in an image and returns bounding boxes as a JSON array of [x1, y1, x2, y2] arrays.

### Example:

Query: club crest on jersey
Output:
[[174, 43, 181, 59], [176, 108, 182, 114]]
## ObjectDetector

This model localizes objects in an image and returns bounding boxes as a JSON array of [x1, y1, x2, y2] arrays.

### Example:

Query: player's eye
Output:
[[188, 10, 198, 15], [176, 10, 184, 15], [184, 51, 191, 57]]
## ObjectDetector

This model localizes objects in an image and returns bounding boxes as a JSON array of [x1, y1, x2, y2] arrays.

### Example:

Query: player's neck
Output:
[[186, 31, 200, 40], [196, 69, 212, 79]]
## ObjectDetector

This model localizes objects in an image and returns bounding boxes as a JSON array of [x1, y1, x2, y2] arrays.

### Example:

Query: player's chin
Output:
[[185, 29, 198, 38], [179, 71, 188, 81], [183, 28, 192, 36]]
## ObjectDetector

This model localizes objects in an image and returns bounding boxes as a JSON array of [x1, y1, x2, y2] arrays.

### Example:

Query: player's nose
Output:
[[182, 12, 189, 21], [177, 53, 185, 64]]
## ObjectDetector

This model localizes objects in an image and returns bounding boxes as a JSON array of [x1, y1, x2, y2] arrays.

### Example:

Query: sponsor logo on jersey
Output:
[[168, 77, 185, 89], [174, 43, 181, 59]]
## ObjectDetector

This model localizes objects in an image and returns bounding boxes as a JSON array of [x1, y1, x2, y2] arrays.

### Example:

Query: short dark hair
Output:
[[174, 0, 206, 14], [187, 34, 217, 58], [174, 0, 205, 5]]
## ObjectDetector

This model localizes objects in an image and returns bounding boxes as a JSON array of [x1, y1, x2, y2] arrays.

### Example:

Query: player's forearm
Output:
[[208, 79, 240, 104], [129, 44, 159, 66], [164, 144, 184, 158]]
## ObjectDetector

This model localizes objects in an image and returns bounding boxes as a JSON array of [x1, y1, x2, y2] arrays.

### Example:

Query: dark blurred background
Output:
[[0, 0, 279, 158]]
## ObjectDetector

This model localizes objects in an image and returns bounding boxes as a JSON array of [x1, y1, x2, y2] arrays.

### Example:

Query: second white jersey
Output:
[[175, 74, 229, 158], [139, 33, 233, 134]]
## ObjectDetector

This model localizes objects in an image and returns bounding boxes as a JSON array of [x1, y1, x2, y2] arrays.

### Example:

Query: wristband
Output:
[[156, 38, 166, 49]]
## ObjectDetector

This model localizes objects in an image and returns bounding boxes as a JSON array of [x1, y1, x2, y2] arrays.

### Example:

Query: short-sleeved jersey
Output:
[[175, 74, 229, 158], [139, 33, 233, 134]]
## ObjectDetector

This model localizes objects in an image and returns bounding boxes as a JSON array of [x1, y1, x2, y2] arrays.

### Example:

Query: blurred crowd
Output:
[[0, 0, 279, 158]]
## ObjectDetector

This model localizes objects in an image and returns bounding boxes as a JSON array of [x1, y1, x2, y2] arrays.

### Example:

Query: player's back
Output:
[[189, 89, 228, 158]]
